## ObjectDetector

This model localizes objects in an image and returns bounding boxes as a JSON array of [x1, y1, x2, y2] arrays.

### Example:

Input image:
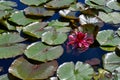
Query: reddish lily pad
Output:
[[9, 57, 58, 79]]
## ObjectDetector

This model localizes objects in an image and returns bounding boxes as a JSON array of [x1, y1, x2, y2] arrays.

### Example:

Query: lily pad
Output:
[[98, 12, 120, 24], [9, 11, 36, 26], [48, 20, 71, 32], [20, 0, 48, 6], [0, 33, 27, 58], [88, 0, 106, 5], [107, 0, 120, 11], [96, 30, 120, 46], [24, 7, 55, 17], [9, 57, 58, 79], [104, 52, 120, 72], [100, 46, 116, 51], [23, 21, 48, 38], [0, 11, 10, 19], [0, 1, 17, 10], [57, 61, 94, 80], [24, 42, 63, 62], [45, 0, 75, 9], [42, 31, 67, 45]]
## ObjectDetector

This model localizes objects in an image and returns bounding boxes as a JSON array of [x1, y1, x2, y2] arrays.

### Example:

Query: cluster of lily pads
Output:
[[0, 0, 120, 80]]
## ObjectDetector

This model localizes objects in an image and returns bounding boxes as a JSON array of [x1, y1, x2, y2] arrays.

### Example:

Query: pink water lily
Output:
[[67, 31, 94, 51]]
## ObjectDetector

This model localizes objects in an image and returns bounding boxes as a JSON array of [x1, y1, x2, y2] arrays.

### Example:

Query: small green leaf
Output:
[[9, 57, 58, 79], [20, 0, 48, 6], [9, 11, 36, 26], [23, 22, 48, 38], [42, 31, 67, 45], [45, 0, 75, 9], [57, 61, 94, 80], [96, 30, 120, 46], [24, 7, 55, 17], [24, 42, 63, 62]]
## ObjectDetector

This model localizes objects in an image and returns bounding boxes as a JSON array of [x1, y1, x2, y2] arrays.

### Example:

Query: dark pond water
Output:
[[0, 0, 118, 75]]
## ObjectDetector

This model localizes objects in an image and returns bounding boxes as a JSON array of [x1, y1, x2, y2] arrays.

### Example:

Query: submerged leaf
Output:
[[24, 42, 63, 62], [57, 61, 94, 80], [9, 57, 58, 79]]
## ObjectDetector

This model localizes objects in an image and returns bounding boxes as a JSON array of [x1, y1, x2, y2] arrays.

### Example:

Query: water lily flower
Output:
[[67, 31, 94, 51]]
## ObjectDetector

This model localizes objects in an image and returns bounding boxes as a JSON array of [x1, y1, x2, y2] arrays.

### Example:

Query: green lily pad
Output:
[[100, 46, 116, 51], [0, 11, 10, 19], [57, 61, 94, 80], [45, 0, 75, 9], [96, 30, 120, 46], [24, 42, 63, 62], [98, 12, 120, 24], [9, 11, 36, 26], [48, 20, 71, 32], [116, 28, 120, 36], [42, 31, 67, 45], [0, 33, 27, 58], [107, 0, 120, 11], [20, 0, 48, 6], [23, 22, 48, 38], [89, 0, 106, 5], [9, 57, 58, 79], [24, 7, 55, 17], [104, 52, 120, 72], [0, 74, 9, 80], [0, 1, 17, 10]]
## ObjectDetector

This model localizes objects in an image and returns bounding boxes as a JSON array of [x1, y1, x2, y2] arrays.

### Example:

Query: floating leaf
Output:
[[24, 42, 63, 62], [0, 1, 17, 10], [104, 52, 120, 72], [0, 11, 10, 19], [107, 0, 120, 11], [48, 20, 71, 32], [98, 12, 120, 24], [0, 33, 27, 58], [20, 0, 48, 6], [9, 57, 58, 79], [42, 31, 67, 45], [96, 30, 120, 46], [45, 0, 75, 9], [23, 22, 48, 38], [24, 7, 55, 17], [57, 61, 94, 80], [9, 11, 36, 26]]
